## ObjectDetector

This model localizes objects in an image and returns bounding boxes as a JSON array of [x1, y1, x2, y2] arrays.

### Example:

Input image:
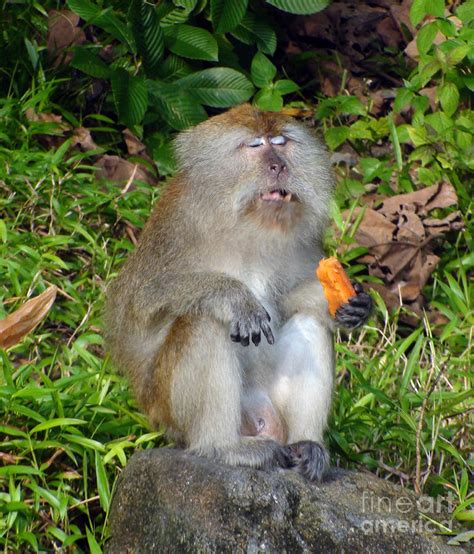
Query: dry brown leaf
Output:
[[376, 16, 403, 48], [123, 129, 147, 156], [377, 182, 457, 218], [425, 211, 463, 236], [342, 182, 463, 326], [405, 16, 461, 61], [47, 10, 86, 65], [390, 0, 415, 35], [71, 127, 100, 152], [280, 107, 314, 118], [0, 286, 58, 349], [95, 155, 157, 188]]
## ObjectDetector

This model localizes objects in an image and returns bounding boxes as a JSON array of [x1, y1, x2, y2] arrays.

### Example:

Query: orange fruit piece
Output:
[[316, 257, 356, 317]]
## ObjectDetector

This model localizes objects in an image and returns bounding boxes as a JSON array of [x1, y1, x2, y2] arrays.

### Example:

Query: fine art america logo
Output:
[[361, 490, 456, 534]]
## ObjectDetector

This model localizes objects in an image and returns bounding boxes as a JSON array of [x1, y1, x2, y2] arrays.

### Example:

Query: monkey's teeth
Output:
[[261, 190, 292, 202]]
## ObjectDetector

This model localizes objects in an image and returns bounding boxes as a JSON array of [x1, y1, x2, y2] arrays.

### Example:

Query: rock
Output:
[[107, 448, 461, 554]]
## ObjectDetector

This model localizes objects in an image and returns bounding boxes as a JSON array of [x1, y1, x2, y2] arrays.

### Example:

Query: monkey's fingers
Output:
[[230, 321, 242, 343], [238, 319, 252, 346], [251, 330, 261, 346], [260, 320, 274, 345], [351, 281, 362, 294], [349, 287, 372, 308], [335, 304, 368, 328]]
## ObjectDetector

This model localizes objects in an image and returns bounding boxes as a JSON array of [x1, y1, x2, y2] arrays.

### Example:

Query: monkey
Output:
[[104, 104, 372, 482]]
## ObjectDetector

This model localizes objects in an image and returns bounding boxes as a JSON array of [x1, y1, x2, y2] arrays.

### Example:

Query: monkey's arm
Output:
[[284, 280, 371, 330], [134, 272, 274, 345], [283, 279, 334, 329]]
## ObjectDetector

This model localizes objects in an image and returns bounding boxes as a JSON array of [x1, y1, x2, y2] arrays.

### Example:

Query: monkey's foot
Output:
[[335, 282, 372, 329], [199, 437, 291, 471], [284, 440, 329, 482]]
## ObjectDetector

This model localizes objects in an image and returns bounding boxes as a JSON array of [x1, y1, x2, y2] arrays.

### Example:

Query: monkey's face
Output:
[[238, 132, 302, 231], [174, 105, 334, 235]]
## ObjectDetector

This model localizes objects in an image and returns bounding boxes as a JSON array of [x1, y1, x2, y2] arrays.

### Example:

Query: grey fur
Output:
[[104, 105, 360, 481]]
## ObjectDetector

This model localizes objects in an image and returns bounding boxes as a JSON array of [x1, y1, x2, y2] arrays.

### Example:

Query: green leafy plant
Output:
[[61, 0, 326, 130]]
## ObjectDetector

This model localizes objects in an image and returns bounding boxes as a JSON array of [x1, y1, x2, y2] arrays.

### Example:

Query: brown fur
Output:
[[207, 104, 293, 136], [144, 316, 194, 430]]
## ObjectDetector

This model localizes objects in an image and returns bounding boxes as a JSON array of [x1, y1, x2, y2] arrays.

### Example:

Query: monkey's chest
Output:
[[245, 272, 269, 302]]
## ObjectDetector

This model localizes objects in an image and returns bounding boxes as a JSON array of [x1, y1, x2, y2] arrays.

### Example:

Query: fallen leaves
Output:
[[23, 108, 159, 189], [0, 286, 58, 349], [343, 183, 463, 324], [47, 10, 86, 66], [94, 155, 156, 190]]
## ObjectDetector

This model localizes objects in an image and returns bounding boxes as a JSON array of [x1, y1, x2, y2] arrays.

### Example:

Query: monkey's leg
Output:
[[154, 316, 288, 470], [269, 314, 334, 481]]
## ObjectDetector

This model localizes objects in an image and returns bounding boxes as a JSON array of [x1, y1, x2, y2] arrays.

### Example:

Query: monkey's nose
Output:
[[269, 162, 287, 177]]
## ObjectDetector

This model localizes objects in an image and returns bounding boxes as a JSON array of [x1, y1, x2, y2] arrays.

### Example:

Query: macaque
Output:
[[105, 104, 371, 481]]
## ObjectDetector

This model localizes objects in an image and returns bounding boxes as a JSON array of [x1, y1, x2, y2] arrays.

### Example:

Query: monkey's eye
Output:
[[270, 135, 287, 145], [247, 137, 265, 148]]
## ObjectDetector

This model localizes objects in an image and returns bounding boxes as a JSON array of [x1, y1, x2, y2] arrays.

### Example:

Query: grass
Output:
[[0, 96, 473, 552]]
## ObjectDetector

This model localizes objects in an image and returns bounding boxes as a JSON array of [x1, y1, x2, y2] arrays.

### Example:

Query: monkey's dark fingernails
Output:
[[352, 281, 364, 294], [251, 331, 261, 346], [230, 334, 241, 342], [241, 335, 250, 347], [261, 322, 274, 345]]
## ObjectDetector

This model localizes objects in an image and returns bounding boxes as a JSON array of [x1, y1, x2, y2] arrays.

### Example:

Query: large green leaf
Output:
[[70, 47, 111, 78], [210, 0, 249, 33], [273, 79, 299, 94], [111, 69, 148, 127], [178, 68, 254, 107], [130, 0, 164, 78], [148, 80, 208, 130], [94, 10, 133, 47], [67, 0, 100, 20], [253, 88, 283, 112], [163, 24, 218, 61], [438, 82, 460, 117], [160, 55, 193, 81], [232, 13, 277, 55], [159, 5, 192, 27], [67, 0, 133, 48], [251, 52, 276, 88], [173, 0, 198, 9], [266, 0, 329, 15]]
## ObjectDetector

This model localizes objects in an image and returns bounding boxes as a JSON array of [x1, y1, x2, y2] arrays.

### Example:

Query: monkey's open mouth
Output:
[[260, 189, 293, 203]]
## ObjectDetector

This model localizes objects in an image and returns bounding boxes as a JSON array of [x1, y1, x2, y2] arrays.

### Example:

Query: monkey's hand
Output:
[[334, 282, 372, 330], [230, 298, 274, 347]]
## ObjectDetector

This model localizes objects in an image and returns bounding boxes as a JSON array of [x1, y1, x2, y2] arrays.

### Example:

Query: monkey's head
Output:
[[174, 104, 334, 236]]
